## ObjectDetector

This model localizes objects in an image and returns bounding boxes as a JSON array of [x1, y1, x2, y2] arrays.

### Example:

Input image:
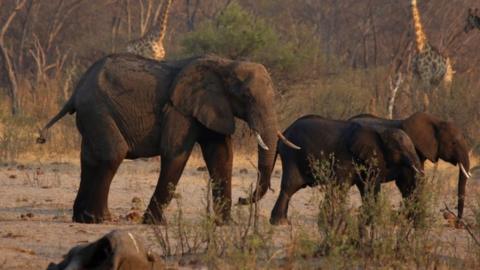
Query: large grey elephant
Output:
[[269, 115, 422, 225], [350, 112, 471, 219], [37, 53, 298, 224]]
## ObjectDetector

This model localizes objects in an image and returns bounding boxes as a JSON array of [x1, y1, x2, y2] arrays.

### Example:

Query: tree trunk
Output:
[[18, 0, 35, 70], [0, 42, 19, 115]]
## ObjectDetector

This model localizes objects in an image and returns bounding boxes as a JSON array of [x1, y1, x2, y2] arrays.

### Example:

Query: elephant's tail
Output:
[[36, 98, 76, 144]]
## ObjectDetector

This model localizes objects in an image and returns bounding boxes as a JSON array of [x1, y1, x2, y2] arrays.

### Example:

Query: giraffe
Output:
[[411, 0, 454, 88], [126, 0, 173, 60], [464, 8, 480, 33]]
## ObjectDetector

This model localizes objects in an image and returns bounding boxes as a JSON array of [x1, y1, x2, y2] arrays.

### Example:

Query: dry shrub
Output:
[[0, 64, 80, 161], [307, 156, 462, 269], [151, 178, 276, 269], [277, 68, 380, 127], [147, 155, 480, 269]]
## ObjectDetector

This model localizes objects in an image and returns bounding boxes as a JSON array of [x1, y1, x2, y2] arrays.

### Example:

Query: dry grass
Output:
[[0, 152, 479, 269]]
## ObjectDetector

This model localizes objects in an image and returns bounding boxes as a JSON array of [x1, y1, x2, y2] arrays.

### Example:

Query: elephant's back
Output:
[[74, 54, 180, 157], [99, 54, 175, 103], [281, 116, 350, 158], [350, 116, 402, 130], [280, 117, 355, 183]]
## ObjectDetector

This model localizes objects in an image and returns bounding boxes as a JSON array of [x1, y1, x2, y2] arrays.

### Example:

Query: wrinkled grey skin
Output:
[[46, 230, 162, 270], [38, 54, 285, 224], [350, 112, 471, 219], [270, 115, 421, 225]]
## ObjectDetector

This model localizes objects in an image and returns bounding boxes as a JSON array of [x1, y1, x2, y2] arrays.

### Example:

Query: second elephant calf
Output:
[[270, 115, 422, 225]]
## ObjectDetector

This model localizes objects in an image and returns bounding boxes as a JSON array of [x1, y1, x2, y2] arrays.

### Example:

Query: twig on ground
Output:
[[443, 203, 480, 247]]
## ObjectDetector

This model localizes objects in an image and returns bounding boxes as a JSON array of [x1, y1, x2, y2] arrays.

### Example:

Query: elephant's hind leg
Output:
[[395, 168, 421, 223], [73, 139, 127, 223], [73, 112, 128, 223], [199, 135, 233, 225]]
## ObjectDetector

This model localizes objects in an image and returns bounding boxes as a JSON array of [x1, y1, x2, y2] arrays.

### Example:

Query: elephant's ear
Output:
[[402, 112, 438, 161], [169, 60, 235, 135], [347, 124, 386, 169], [55, 233, 114, 269]]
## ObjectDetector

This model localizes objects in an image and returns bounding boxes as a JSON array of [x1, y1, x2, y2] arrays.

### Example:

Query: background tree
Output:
[[0, 0, 478, 156], [0, 0, 28, 115]]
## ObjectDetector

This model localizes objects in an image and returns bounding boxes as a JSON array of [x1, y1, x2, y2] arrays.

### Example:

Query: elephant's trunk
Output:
[[457, 152, 470, 219], [238, 119, 278, 205]]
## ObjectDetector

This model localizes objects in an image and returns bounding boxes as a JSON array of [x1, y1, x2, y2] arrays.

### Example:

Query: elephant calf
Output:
[[270, 115, 422, 225], [350, 112, 471, 219]]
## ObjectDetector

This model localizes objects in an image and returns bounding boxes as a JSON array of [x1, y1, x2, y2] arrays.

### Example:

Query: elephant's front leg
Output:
[[355, 177, 381, 203], [199, 135, 233, 225], [395, 167, 422, 224], [144, 105, 198, 224], [355, 176, 381, 225], [395, 168, 417, 199], [270, 162, 304, 225], [144, 150, 194, 225]]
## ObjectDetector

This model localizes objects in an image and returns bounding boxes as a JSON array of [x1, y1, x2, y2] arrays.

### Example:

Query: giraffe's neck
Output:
[[411, 0, 428, 53], [145, 0, 172, 44]]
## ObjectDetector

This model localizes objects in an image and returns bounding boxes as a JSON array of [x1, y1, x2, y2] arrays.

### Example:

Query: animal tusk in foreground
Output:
[[255, 132, 269, 151], [411, 165, 424, 175], [277, 131, 301, 150], [459, 163, 472, 179], [128, 232, 140, 254]]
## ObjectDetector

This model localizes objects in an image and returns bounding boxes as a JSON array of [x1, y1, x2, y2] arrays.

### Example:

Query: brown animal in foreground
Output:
[[46, 230, 163, 270]]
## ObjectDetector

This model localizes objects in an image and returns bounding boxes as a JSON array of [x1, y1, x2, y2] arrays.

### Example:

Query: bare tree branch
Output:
[[0, 0, 28, 39], [443, 203, 480, 247], [387, 73, 403, 119], [0, 0, 28, 115], [46, 0, 85, 51]]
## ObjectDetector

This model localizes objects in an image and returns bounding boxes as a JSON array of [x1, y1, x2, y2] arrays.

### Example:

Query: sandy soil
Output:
[[0, 152, 478, 269]]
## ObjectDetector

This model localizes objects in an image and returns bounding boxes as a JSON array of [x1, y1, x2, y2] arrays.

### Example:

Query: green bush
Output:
[[181, 3, 277, 59], [180, 2, 323, 78]]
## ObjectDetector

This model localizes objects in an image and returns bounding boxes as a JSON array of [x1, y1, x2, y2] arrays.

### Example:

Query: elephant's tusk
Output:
[[128, 232, 140, 254], [277, 131, 301, 150], [411, 165, 424, 175], [459, 163, 472, 179], [255, 133, 269, 151]]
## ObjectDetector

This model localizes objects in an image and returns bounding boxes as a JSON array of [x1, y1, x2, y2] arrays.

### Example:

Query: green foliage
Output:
[[181, 3, 277, 59], [180, 2, 322, 77]]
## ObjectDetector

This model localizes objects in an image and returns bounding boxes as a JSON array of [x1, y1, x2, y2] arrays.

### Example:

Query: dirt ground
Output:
[[0, 151, 478, 269]]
